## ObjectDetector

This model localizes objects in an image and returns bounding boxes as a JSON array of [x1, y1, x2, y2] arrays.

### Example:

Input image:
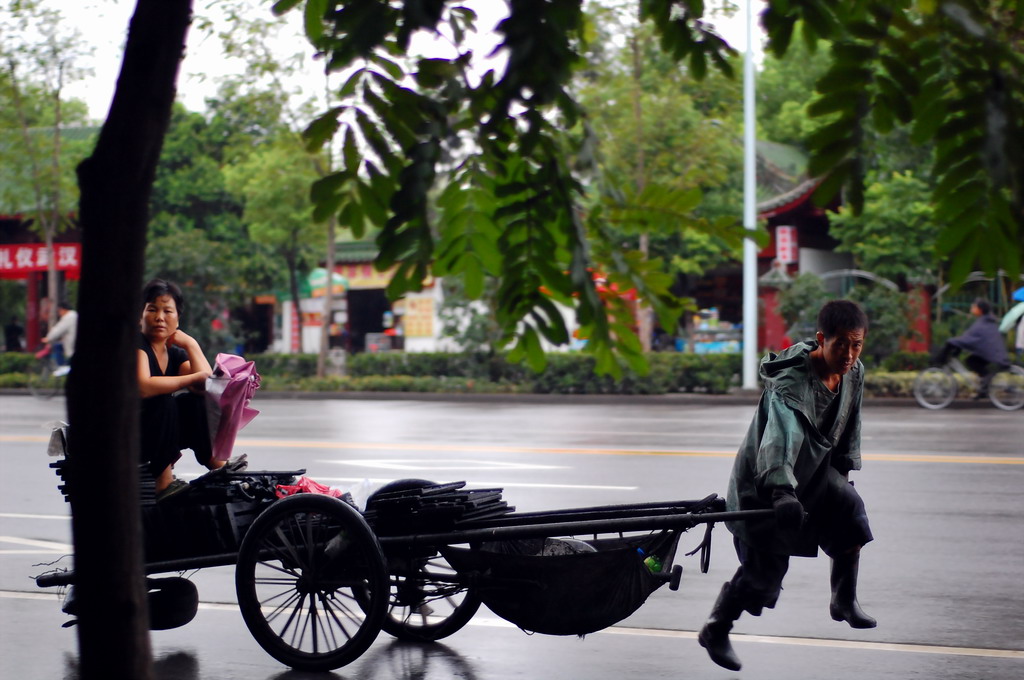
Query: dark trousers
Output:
[[728, 470, 872, 616], [140, 391, 213, 477]]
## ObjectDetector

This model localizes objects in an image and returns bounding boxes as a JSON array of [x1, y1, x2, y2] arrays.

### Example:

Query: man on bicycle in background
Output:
[[41, 299, 78, 376], [934, 298, 1009, 398]]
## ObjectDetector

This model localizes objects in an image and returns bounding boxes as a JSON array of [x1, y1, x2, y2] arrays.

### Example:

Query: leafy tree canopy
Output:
[[575, 4, 746, 281], [277, 0, 758, 374], [224, 134, 327, 331], [763, 0, 1023, 285], [149, 103, 247, 240], [277, 0, 1022, 373], [756, 30, 832, 147], [146, 97, 288, 353], [0, 0, 92, 222], [829, 170, 940, 284]]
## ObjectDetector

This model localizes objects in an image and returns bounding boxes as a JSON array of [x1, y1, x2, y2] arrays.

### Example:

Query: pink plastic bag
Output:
[[205, 353, 260, 462]]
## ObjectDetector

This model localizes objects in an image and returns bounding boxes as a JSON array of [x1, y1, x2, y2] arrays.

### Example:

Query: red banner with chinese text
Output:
[[0, 243, 81, 279]]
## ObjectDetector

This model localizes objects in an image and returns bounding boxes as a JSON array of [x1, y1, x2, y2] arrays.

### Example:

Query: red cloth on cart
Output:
[[275, 476, 344, 499]]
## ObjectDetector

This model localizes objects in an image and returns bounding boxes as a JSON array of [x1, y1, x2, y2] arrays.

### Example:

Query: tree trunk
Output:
[[5, 57, 59, 322], [48, 69, 63, 318], [631, 29, 652, 352], [317, 215, 337, 377], [288, 254, 303, 351], [66, 2, 193, 678]]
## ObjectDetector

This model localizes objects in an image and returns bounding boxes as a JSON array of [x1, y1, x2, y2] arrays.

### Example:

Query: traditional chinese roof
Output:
[[333, 239, 379, 264], [757, 176, 823, 219], [754, 139, 824, 219]]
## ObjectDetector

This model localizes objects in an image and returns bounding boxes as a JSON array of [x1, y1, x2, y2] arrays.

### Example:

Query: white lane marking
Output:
[[0, 591, 57, 601], [0, 551, 69, 555], [311, 476, 638, 491], [0, 535, 72, 552], [319, 458, 568, 471], [3, 590, 1019, 660], [598, 626, 1024, 660], [0, 513, 70, 521]]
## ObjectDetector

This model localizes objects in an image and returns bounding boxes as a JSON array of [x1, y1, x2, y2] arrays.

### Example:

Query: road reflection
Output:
[[60, 641, 479, 680], [355, 639, 479, 680], [63, 650, 206, 680]]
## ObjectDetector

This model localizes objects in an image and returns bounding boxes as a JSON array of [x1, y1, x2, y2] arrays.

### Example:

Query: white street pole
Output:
[[741, 0, 759, 390]]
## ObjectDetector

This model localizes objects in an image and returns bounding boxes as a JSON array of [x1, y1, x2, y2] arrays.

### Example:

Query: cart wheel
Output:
[[913, 367, 957, 409], [235, 494, 388, 672], [369, 479, 481, 642], [668, 564, 684, 592], [380, 551, 482, 642], [989, 365, 1024, 411]]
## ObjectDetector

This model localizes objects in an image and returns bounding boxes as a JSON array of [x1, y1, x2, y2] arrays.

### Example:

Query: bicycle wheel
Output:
[[366, 478, 481, 642], [27, 359, 62, 399], [379, 550, 481, 642], [913, 368, 957, 409], [988, 366, 1024, 411], [235, 494, 388, 671]]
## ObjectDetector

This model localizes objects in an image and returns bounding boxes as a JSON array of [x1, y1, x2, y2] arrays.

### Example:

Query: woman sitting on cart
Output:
[[138, 278, 224, 501]]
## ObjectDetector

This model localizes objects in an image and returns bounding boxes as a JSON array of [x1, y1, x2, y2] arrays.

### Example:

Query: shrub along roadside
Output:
[[0, 353, 35, 374], [346, 352, 742, 395], [0, 350, 924, 398]]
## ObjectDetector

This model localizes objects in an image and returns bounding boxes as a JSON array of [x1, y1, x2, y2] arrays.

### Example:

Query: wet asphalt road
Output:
[[1, 393, 1022, 679]]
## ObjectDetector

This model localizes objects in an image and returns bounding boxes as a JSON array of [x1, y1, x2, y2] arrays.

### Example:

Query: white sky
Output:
[[55, 0, 764, 123]]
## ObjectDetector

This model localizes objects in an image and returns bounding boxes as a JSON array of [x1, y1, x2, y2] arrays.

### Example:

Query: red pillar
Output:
[[291, 305, 301, 353], [903, 286, 931, 352], [760, 288, 788, 352]]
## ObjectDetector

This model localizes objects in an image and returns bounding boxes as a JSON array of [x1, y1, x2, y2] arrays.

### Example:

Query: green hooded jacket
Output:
[[725, 341, 864, 556]]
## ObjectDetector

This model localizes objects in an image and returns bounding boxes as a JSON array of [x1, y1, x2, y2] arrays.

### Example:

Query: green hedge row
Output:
[[260, 374, 527, 394], [878, 351, 930, 372], [346, 351, 742, 395], [0, 349, 931, 398], [0, 353, 36, 374], [249, 353, 320, 378]]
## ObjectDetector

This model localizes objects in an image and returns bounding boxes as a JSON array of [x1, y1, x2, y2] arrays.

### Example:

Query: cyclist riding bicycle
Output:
[[41, 299, 77, 376], [933, 298, 1009, 398]]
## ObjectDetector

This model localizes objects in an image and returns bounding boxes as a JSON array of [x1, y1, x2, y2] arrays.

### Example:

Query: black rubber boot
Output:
[[829, 550, 877, 629], [698, 582, 744, 671]]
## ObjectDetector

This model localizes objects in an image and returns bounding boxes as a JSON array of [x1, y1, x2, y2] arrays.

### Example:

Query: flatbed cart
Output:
[[35, 432, 772, 672]]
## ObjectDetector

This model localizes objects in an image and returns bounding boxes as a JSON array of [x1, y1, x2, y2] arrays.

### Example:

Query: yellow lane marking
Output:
[[241, 440, 1024, 465], [3, 435, 1022, 465]]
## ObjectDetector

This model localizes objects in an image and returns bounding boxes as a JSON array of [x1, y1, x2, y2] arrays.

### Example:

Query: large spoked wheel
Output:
[[988, 365, 1024, 411], [367, 479, 481, 642], [913, 367, 957, 409], [27, 359, 62, 399], [235, 494, 388, 671]]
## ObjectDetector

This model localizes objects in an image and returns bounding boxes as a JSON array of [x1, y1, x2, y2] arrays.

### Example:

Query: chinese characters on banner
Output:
[[0, 243, 82, 277], [774, 225, 798, 264]]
